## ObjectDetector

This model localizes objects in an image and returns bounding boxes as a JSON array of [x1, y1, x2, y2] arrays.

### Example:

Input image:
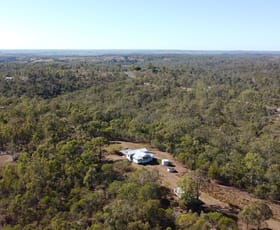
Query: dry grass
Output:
[[0, 155, 13, 167]]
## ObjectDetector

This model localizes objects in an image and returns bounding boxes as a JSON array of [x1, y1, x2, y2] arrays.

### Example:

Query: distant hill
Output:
[[1, 49, 280, 56]]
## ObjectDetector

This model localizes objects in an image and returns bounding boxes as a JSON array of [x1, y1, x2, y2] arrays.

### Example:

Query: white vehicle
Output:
[[167, 167, 176, 173], [161, 159, 170, 166]]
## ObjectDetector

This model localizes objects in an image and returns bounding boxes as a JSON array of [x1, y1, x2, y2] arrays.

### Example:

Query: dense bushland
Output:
[[0, 54, 279, 228]]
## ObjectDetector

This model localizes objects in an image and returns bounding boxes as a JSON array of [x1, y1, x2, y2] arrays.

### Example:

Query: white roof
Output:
[[162, 159, 169, 162], [133, 151, 153, 160], [120, 148, 153, 158]]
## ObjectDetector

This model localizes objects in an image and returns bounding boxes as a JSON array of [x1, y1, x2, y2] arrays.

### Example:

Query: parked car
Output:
[[167, 167, 176, 173]]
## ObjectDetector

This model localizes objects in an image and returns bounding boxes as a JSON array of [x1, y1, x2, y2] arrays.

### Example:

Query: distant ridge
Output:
[[1, 49, 280, 56]]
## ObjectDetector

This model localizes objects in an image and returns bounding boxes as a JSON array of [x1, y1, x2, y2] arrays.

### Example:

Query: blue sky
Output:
[[0, 0, 279, 50]]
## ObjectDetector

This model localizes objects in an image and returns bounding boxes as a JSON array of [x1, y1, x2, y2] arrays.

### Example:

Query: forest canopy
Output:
[[0, 53, 280, 229]]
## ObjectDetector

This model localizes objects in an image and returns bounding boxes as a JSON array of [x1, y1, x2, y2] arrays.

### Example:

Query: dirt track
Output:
[[0, 155, 13, 168], [114, 142, 229, 206], [108, 141, 280, 230]]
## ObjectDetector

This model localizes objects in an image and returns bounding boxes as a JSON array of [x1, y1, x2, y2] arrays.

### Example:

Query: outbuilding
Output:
[[161, 159, 170, 166], [174, 187, 185, 198]]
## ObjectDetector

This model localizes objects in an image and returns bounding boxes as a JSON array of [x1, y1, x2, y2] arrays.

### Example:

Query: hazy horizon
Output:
[[1, 49, 280, 55]]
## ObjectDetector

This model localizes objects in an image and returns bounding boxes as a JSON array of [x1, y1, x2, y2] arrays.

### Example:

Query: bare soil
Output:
[[0, 155, 13, 168], [107, 141, 280, 230]]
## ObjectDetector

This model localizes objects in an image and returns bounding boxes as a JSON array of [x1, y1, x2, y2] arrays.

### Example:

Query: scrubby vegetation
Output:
[[0, 53, 279, 228]]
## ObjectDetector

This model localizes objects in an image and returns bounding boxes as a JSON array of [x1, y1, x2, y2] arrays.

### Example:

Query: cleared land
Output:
[[107, 141, 280, 230], [0, 154, 13, 167]]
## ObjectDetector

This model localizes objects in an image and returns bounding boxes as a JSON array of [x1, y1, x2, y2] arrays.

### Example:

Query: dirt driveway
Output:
[[107, 141, 280, 230], [108, 142, 230, 207]]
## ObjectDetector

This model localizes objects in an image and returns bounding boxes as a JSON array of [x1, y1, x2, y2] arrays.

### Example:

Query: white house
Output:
[[120, 148, 154, 164]]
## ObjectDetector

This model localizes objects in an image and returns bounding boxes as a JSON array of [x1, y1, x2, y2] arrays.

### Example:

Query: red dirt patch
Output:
[[107, 141, 280, 230]]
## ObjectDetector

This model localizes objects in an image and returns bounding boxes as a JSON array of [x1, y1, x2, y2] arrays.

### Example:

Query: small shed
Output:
[[174, 187, 185, 198], [161, 159, 170, 166]]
